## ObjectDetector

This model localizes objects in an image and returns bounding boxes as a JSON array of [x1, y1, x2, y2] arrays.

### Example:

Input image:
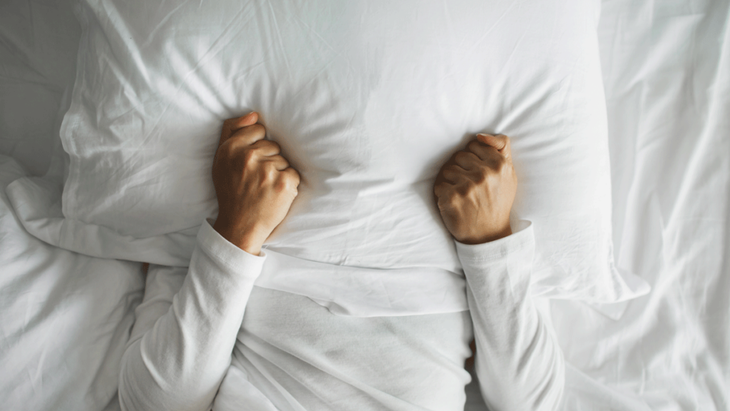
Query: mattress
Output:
[[1, 0, 728, 409]]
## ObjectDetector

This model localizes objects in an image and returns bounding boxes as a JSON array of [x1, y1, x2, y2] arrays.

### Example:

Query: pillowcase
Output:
[[21, 0, 648, 305]]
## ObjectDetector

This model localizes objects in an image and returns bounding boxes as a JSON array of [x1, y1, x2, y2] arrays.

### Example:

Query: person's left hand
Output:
[[433, 133, 517, 244]]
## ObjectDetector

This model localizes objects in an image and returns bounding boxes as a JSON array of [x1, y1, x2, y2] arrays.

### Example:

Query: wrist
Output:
[[212, 218, 267, 255], [457, 223, 513, 245], [483, 225, 513, 243]]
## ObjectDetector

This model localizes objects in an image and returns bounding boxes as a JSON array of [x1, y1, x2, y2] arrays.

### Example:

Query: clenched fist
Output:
[[434, 133, 517, 244], [212, 112, 300, 255]]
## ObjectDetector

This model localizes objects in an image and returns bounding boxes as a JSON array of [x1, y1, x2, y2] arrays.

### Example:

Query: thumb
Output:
[[219, 112, 259, 146], [231, 111, 259, 128], [476, 133, 510, 155]]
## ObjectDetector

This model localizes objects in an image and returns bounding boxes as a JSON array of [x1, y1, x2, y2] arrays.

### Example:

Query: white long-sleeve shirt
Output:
[[118, 219, 564, 411]]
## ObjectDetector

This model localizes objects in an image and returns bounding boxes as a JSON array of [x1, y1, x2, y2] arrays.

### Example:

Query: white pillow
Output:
[[35, 0, 647, 305]]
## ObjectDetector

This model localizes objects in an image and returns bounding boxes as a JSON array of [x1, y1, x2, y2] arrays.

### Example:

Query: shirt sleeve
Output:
[[455, 220, 565, 411], [118, 219, 266, 411]]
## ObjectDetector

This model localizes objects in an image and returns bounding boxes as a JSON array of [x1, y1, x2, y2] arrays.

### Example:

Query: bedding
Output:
[[0, 154, 145, 411], [118, 220, 562, 411], [0, 0, 80, 177], [7, 0, 647, 314], [553, 0, 730, 409], [2, 0, 729, 409]]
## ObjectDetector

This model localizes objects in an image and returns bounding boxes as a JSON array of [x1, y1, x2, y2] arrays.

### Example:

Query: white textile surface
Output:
[[0, 154, 145, 410], [0, 0, 728, 410], [5, 0, 647, 314], [1, 1, 146, 409], [554, 0, 730, 409], [0, 0, 80, 177]]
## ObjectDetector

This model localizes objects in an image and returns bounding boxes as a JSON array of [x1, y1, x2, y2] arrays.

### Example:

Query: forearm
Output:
[[457, 221, 564, 411], [119, 220, 265, 411]]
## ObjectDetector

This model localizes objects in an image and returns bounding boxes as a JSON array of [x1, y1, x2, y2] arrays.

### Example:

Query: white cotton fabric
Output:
[[0, 155, 145, 411], [551, 0, 730, 409], [4, 0, 649, 315], [119, 218, 564, 411], [2, 0, 730, 409], [0, 0, 80, 177]]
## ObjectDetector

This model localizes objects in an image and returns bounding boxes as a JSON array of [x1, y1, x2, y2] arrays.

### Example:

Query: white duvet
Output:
[[0, 154, 144, 411]]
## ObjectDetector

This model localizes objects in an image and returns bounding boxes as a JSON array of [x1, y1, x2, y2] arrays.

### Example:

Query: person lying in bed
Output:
[[118, 112, 565, 411]]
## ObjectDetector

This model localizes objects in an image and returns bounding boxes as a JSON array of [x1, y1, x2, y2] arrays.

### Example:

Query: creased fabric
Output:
[[119, 219, 563, 411]]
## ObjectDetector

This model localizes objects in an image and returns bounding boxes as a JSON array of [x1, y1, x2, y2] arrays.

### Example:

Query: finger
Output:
[[436, 183, 465, 211], [476, 133, 509, 152], [433, 180, 453, 199], [250, 139, 281, 156], [453, 150, 482, 171], [499, 134, 512, 161], [219, 112, 259, 146], [227, 124, 267, 147], [440, 163, 468, 184], [281, 167, 301, 187], [263, 155, 290, 171], [466, 139, 502, 162]]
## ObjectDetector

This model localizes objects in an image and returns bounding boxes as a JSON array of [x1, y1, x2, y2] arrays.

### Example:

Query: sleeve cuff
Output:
[[197, 218, 267, 280], [454, 220, 534, 265]]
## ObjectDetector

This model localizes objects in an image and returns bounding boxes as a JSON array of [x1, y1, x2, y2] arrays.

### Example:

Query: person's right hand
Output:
[[212, 112, 300, 255]]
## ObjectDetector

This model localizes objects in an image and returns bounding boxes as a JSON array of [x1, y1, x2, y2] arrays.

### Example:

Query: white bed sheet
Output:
[[0, 0, 728, 410], [554, 0, 730, 409], [1, 6, 145, 410], [0, 153, 144, 410]]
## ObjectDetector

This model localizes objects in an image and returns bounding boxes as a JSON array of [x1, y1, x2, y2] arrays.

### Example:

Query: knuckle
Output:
[[256, 139, 279, 151], [433, 184, 447, 198], [288, 169, 301, 184], [445, 164, 462, 174], [216, 142, 232, 156], [447, 193, 461, 207], [454, 151, 470, 163], [500, 134, 512, 149], [225, 136, 245, 151], [264, 166, 277, 180], [467, 140, 482, 152], [278, 171, 299, 191], [263, 160, 277, 170], [251, 146, 267, 157], [243, 149, 257, 164], [268, 140, 281, 151], [250, 123, 266, 135]]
